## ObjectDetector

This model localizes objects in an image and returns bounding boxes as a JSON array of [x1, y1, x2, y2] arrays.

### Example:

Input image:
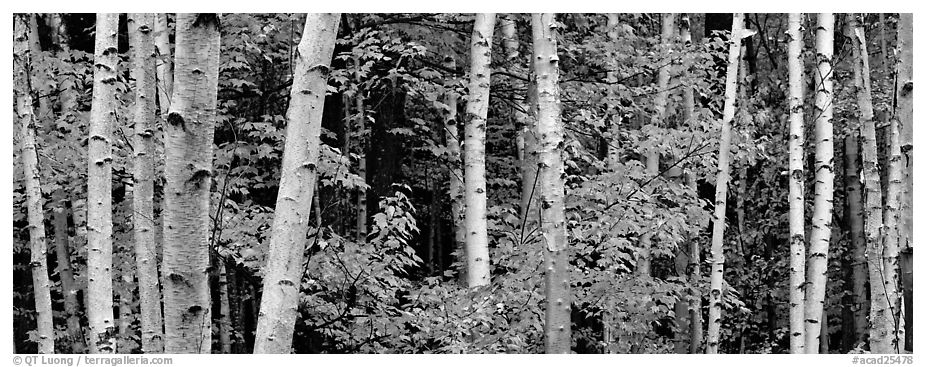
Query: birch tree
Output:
[[705, 13, 743, 354], [894, 14, 912, 349], [463, 13, 496, 287], [803, 13, 834, 354], [638, 13, 675, 276], [443, 56, 466, 273], [86, 13, 120, 354], [533, 12, 571, 354], [354, 53, 368, 241], [845, 133, 869, 345], [253, 13, 340, 354], [162, 13, 221, 353], [851, 14, 902, 354], [47, 13, 86, 353], [155, 13, 173, 115], [128, 13, 165, 354], [785, 12, 806, 354], [14, 13, 55, 354]]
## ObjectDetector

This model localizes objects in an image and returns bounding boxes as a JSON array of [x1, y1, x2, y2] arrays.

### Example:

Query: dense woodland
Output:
[[11, 12, 913, 354]]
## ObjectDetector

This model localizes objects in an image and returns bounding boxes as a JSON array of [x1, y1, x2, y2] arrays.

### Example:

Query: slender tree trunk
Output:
[[638, 13, 675, 276], [49, 16, 85, 351], [785, 12, 807, 354], [533, 13, 571, 354], [602, 15, 620, 346], [605, 13, 622, 162], [502, 16, 535, 225], [674, 247, 690, 353], [845, 133, 869, 347], [894, 13, 913, 351], [155, 13, 173, 116], [14, 14, 55, 354], [163, 13, 221, 354], [53, 190, 86, 353], [704, 13, 743, 354], [218, 259, 231, 354], [253, 13, 339, 354], [86, 13, 120, 354], [442, 57, 466, 279], [28, 14, 52, 124], [851, 15, 901, 354], [883, 114, 906, 351], [354, 55, 368, 241], [128, 13, 166, 354], [679, 15, 704, 353], [463, 13, 496, 288], [879, 14, 890, 75], [803, 13, 835, 354]]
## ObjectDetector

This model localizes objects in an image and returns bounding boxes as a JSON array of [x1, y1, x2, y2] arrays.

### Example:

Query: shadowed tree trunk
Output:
[[894, 13, 913, 352], [441, 57, 466, 280], [845, 132, 869, 347]]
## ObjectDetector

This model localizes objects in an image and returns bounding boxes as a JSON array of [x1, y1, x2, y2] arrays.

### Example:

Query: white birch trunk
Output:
[[162, 13, 221, 354], [463, 13, 496, 288], [128, 13, 166, 354], [14, 14, 56, 354], [786, 12, 807, 354], [253, 13, 340, 354], [704, 13, 743, 354], [442, 57, 466, 279], [851, 15, 900, 354], [87, 13, 120, 354], [155, 13, 174, 116], [804, 13, 835, 354], [533, 13, 571, 354]]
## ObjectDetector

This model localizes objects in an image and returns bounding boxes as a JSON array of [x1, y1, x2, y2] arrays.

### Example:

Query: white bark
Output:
[[804, 13, 834, 354], [253, 13, 340, 354], [533, 13, 571, 354], [638, 13, 675, 276], [14, 14, 56, 354], [155, 13, 173, 116], [443, 57, 466, 277], [87, 13, 120, 354], [463, 13, 496, 288], [786, 12, 807, 354], [128, 13, 166, 354], [705, 13, 743, 354], [850, 15, 902, 354], [162, 13, 221, 353]]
